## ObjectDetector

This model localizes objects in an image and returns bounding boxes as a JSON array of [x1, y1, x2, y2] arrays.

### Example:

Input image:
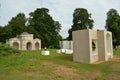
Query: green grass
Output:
[[0, 49, 120, 80], [113, 48, 120, 57]]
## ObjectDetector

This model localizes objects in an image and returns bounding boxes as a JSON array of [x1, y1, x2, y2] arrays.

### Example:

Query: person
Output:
[[44, 47, 47, 51]]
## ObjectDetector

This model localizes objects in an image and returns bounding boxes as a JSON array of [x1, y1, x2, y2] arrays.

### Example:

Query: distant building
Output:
[[58, 41, 73, 54], [73, 29, 113, 64], [59, 41, 73, 50], [6, 32, 41, 50]]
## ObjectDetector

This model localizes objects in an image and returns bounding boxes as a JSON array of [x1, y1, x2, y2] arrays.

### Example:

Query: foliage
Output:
[[28, 8, 62, 48], [0, 42, 20, 56], [0, 13, 27, 42], [113, 46, 120, 57], [68, 8, 94, 40], [105, 9, 120, 48], [0, 26, 6, 42], [8, 13, 27, 37]]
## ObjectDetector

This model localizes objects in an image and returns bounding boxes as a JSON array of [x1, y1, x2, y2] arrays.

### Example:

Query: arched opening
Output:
[[26, 42, 32, 50], [35, 42, 39, 50], [106, 33, 111, 58], [13, 42, 19, 49]]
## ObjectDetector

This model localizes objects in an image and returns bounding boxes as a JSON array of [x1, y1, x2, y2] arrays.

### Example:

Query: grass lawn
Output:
[[0, 49, 120, 80]]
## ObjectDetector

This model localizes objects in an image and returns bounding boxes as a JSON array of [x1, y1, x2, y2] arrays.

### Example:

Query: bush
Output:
[[0, 42, 20, 56]]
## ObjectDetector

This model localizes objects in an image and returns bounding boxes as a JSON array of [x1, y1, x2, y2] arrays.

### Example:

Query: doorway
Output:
[[13, 42, 19, 49], [35, 42, 39, 50], [26, 42, 32, 50]]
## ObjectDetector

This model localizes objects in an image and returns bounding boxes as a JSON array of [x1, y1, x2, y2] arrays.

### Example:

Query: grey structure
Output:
[[6, 32, 41, 50], [73, 29, 113, 64], [59, 41, 73, 50]]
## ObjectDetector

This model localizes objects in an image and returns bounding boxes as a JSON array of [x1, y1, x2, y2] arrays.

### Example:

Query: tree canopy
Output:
[[0, 13, 27, 42], [68, 8, 94, 40], [28, 8, 62, 48], [105, 9, 120, 48]]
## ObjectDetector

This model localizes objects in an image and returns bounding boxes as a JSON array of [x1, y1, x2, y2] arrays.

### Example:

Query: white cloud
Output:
[[0, 0, 42, 25], [0, 0, 120, 38]]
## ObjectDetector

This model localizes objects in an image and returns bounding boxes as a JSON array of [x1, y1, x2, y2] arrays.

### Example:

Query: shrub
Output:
[[0, 42, 20, 56]]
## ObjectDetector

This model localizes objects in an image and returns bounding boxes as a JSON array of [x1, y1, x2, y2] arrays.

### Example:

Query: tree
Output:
[[28, 8, 62, 48], [105, 9, 120, 48], [0, 13, 27, 42], [7, 13, 27, 37], [0, 25, 12, 42], [0, 13, 28, 42], [0, 26, 5, 42], [68, 8, 94, 40]]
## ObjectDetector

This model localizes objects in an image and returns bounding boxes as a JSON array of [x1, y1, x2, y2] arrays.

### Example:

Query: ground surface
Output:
[[0, 49, 120, 80]]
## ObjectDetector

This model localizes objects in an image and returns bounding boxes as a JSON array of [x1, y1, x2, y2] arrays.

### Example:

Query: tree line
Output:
[[0, 8, 120, 48]]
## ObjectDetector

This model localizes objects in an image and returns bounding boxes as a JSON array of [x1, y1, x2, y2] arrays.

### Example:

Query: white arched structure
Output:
[[6, 32, 41, 50], [35, 42, 40, 50], [26, 42, 32, 50], [13, 42, 19, 49]]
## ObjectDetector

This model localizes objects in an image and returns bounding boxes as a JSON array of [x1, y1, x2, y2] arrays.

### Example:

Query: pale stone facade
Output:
[[6, 32, 41, 50], [58, 41, 73, 54], [73, 29, 113, 64], [59, 41, 73, 50]]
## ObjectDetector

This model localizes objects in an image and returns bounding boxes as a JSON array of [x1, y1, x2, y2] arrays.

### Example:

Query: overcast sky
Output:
[[0, 0, 120, 38]]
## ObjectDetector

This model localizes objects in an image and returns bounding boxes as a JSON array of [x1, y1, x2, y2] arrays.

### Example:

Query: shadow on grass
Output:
[[54, 54, 73, 61]]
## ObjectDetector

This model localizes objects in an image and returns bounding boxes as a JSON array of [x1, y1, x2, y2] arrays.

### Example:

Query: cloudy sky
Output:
[[0, 0, 120, 38]]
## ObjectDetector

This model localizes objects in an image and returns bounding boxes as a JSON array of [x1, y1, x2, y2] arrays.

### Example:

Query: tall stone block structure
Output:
[[6, 32, 41, 50], [73, 29, 113, 64]]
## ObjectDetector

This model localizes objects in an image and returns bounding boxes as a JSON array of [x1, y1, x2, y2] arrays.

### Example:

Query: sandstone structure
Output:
[[73, 29, 113, 63], [6, 32, 41, 50]]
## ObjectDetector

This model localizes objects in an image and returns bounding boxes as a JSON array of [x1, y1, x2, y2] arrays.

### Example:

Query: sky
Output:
[[0, 0, 120, 38]]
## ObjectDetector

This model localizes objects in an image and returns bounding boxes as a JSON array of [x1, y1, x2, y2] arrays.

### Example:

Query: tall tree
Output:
[[68, 8, 94, 40], [105, 9, 120, 48], [0, 25, 12, 42], [0, 13, 27, 42], [8, 13, 27, 37], [28, 8, 62, 48], [0, 26, 5, 42]]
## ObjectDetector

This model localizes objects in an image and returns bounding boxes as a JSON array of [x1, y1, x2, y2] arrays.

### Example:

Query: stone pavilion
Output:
[[6, 32, 41, 50]]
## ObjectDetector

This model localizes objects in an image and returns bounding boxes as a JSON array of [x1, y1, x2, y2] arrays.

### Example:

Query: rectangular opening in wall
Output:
[[92, 39, 98, 54]]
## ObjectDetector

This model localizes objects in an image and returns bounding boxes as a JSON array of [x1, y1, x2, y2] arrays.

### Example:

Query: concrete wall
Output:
[[97, 31, 106, 61], [73, 30, 90, 63], [89, 30, 98, 63], [98, 31, 113, 61]]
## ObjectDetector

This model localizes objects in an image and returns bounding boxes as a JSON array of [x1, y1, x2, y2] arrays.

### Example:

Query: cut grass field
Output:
[[0, 49, 120, 80]]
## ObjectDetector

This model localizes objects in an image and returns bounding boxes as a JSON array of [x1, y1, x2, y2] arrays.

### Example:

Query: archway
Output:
[[26, 42, 32, 50], [13, 42, 19, 49], [35, 42, 39, 50], [106, 33, 111, 58]]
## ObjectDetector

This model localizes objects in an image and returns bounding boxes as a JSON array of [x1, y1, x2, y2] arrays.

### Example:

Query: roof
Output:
[[21, 32, 29, 35]]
